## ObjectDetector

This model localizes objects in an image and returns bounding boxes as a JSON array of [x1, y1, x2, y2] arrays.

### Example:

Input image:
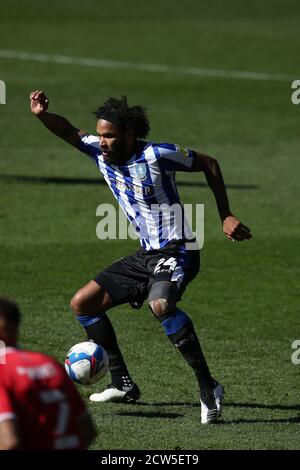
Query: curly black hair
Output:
[[94, 96, 150, 139]]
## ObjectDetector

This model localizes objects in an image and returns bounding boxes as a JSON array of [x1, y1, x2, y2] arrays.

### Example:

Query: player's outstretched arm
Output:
[[192, 152, 252, 241], [30, 90, 85, 147]]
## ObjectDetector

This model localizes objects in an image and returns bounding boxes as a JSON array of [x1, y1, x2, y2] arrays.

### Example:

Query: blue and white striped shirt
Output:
[[78, 135, 195, 250]]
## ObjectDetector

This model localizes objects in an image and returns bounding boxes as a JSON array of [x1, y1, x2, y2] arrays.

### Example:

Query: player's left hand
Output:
[[223, 215, 252, 241]]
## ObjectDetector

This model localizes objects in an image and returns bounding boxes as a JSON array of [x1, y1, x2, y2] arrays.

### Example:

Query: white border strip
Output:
[[0, 49, 295, 82]]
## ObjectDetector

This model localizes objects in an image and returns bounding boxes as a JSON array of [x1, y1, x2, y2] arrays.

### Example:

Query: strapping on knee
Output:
[[148, 281, 177, 319], [149, 298, 171, 317]]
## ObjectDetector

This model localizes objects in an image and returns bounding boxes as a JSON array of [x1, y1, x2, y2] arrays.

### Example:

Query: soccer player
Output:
[[0, 297, 96, 449], [30, 91, 252, 424]]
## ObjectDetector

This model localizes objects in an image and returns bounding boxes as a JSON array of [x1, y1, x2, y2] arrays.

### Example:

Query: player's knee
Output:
[[70, 281, 112, 316], [148, 298, 176, 318], [70, 292, 107, 316], [70, 293, 85, 315]]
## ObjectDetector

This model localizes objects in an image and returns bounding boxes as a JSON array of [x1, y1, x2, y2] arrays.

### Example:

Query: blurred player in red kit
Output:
[[0, 297, 96, 450]]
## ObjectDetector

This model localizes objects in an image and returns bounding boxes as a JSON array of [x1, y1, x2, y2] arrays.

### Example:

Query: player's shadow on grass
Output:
[[225, 401, 300, 412], [139, 401, 300, 412], [134, 402, 300, 424], [137, 401, 300, 411], [116, 410, 182, 419], [223, 416, 300, 424], [0, 175, 259, 190]]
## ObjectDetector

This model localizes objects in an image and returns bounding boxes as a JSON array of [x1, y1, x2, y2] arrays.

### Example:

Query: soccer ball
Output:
[[65, 341, 109, 385]]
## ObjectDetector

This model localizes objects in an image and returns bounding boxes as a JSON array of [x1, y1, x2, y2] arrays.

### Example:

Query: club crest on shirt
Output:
[[135, 163, 147, 180]]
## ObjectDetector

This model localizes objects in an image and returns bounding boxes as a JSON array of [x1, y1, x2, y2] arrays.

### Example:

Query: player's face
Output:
[[96, 119, 132, 164]]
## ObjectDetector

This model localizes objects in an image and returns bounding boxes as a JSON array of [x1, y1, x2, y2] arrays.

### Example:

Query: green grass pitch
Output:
[[0, 0, 299, 450]]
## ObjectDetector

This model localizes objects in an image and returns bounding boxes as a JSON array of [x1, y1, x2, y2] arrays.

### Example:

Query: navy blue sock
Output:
[[77, 314, 132, 388], [160, 309, 214, 392]]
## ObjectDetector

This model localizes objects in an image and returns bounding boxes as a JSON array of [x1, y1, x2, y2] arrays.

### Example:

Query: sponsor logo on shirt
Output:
[[16, 363, 57, 379], [115, 180, 153, 195]]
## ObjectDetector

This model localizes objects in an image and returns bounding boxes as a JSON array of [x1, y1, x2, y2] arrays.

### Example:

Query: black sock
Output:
[[163, 317, 214, 392], [84, 313, 132, 388]]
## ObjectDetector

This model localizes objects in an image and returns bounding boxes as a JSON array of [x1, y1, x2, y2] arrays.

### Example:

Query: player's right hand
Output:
[[30, 90, 49, 115], [223, 215, 252, 241]]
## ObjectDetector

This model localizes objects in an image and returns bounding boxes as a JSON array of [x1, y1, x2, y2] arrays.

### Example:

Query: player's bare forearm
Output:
[[204, 157, 232, 222], [192, 152, 252, 241], [37, 112, 80, 145], [192, 153, 231, 221], [0, 419, 22, 450], [30, 90, 83, 147]]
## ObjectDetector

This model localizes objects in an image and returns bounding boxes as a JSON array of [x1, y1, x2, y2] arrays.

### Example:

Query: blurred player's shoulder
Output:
[[2, 347, 63, 382]]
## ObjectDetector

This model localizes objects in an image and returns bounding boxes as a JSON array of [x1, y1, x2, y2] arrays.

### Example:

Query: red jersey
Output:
[[0, 348, 87, 449]]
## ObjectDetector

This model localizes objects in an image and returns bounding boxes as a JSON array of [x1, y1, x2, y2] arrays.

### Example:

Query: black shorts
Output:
[[94, 242, 200, 308]]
